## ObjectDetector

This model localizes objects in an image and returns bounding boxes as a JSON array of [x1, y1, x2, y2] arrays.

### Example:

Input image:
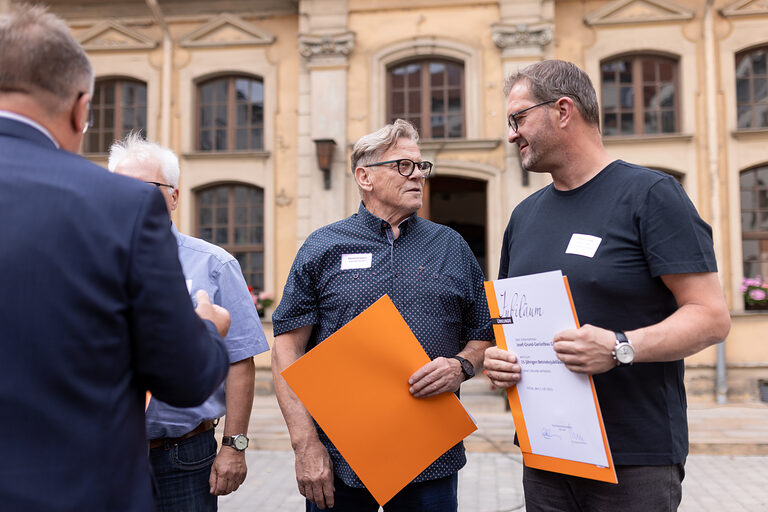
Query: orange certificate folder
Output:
[[281, 294, 478, 505], [484, 274, 617, 484]]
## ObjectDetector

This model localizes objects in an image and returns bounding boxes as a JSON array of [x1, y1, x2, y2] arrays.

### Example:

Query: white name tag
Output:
[[341, 253, 372, 270], [565, 233, 602, 258]]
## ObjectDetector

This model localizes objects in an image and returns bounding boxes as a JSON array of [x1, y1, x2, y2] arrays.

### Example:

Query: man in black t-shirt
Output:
[[484, 60, 731, 512]]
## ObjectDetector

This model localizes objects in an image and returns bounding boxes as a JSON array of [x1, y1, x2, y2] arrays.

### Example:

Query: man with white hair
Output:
[[109, 133, 269, 512], [271, 119, 493, 511]]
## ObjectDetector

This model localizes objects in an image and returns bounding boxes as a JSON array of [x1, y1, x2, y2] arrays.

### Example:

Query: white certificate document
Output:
[[488, 270, 609, 467]]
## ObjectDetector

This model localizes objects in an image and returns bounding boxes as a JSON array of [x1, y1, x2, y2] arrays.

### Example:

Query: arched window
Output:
[[83, 78, 147, 153], [741, 165, 768, 279], [601, 55, 679, 136], [196, 184, 265, 290], [196, 75, 264, 152], [735, 45, 768, 129], [387, 59, 464, 138]]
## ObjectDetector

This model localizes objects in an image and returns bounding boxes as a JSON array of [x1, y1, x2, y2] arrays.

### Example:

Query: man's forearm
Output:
[[222, 357, 255, 436], [271, 327, 323, 450]]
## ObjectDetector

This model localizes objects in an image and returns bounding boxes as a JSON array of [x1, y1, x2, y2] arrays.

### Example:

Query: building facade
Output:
[[18, 0, 768, 400]]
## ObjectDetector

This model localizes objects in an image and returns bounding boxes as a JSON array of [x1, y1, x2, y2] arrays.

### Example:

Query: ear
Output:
[[169, 188, 180, 212], [555, 96, 576, 129], [71, 92, 91, 135], [354, 166, 374, 192]]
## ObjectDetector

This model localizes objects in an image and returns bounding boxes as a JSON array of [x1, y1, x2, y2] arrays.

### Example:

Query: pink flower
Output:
[[749, 288, 767, 301], [258, 291, 273, 301]]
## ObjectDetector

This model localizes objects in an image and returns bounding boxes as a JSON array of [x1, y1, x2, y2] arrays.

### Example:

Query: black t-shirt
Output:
[[499, 160, 717, 465]]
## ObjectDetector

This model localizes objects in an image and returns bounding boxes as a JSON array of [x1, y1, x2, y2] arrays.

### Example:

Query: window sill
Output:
[[181, 151, 271, 160], [731, 309, 768, 317], [419, 138, 502, 151], [731, 128, 768, 140], [602, 133, 693, 144]]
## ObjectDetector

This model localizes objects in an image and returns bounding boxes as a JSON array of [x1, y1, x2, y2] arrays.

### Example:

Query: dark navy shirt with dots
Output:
[[273, 202, 493, 488]]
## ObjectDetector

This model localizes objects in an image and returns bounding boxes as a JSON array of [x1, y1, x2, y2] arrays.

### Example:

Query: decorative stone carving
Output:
[[492, 23, 553, 51], [584, 0, 694, 26], [721, 0, 768, 17], [298, 32, 355, 60], [77, 21, 157, 51], [180, 13, 275, 48]]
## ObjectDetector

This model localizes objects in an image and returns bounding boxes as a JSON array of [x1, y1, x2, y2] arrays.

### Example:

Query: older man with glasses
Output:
[[108, 133, 270, 512], [271, 119, 493, 511]]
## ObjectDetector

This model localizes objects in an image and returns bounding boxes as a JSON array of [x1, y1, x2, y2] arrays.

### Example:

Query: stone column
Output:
[[296, 0, 354, 246], [494, 0, 554, 219]]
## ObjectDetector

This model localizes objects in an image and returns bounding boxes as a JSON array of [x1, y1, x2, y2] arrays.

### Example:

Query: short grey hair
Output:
[[108, 132, 180, 188], [0, 4, 94, 112], [350, 119, 420, 172], [504, 60, 600, 127]]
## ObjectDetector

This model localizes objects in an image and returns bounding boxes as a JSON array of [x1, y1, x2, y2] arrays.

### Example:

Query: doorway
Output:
[[420, 176, 487, 276]]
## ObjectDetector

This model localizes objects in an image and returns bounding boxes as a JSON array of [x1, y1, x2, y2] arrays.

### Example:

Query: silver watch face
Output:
[[233, 435, 249, 451], [615, 343, 635, 364]]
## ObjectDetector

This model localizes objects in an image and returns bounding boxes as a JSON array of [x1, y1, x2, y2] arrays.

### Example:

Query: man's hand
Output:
[[209, 448, 247, 496], [552, 324, 617, 374], [483, 347, 521, 388], [195, 290, 231, 338], [408, 357, 463, 398], [295, 440, 335, 509]]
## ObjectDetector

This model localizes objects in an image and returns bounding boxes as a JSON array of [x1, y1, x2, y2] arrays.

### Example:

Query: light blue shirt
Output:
[[145, 223, 269, 439]]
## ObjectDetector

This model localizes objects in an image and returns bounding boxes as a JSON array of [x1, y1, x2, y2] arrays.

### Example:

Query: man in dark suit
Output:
[[0, 5, 231, 511]]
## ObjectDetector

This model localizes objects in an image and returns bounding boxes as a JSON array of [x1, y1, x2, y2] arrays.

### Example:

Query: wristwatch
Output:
[[612, 331, 635, 366], [222, 434, 249, 452], [452, 355, 475, 380]]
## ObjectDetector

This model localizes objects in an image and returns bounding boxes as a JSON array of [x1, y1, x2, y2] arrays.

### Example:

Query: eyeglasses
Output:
[[76, 91, 94, 134], [365, 158, 433, 178], [144, 181, 175, 190], [507, 100, 556, 133]]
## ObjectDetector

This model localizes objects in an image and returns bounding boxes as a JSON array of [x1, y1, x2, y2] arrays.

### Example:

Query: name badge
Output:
[[565, 233, 602, 258], [341, 253, 372, 270]]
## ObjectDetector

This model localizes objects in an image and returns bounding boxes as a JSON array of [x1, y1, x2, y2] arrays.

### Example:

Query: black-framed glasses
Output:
[[76, 91, 94, 134], [366, 158, 433, 178], [507, 100, 556, 132], [145, 181, 175, 190]]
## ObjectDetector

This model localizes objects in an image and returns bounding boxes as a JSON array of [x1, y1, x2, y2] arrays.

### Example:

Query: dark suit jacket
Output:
[[0, 116, 230, 511]]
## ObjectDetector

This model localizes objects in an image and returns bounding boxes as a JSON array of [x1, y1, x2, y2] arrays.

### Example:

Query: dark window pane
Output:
[[431, 91, 444, 113], [447, 64, 461, 86], [201, 106, 212, 127], [643, 85, 657, 108], [658, 60, 674, 81], [621, 113, 634, 134], [200, 207, 212, 225], [122, 108, 134, 131], [755, 78, 767, 103], [391, 92, 404, 114], [753, 51, 767, 76], [408, 91, 420, 112], [738, 106, 753, 129], [216, 207, 228, 224], [104, 85, 115, 104], [199, 130, 211, 151], [215, 106, 227, 127], [250, 128, 263, 149], [620, 86, 633, 108], [430, 62, 445, 86], [201, 83, 213, 103], [757, 104, 768, 127], [644, 112, 659, 133], [737, 79, 751, 104], [447, 115, 462, 138], [661, 110, 675, 132], [235, 79, 250, 101], [407, 64, 421, 86], [602, 86, 617, 110], [234, 227, 247, 244], [743, 212, 756, 231], [104, 108, 114, 128], [642, 59, 656, 81], [603, 113, 618, 135], [236, 104, 248, 125], [660, 83, 675, 108], [741, 190, 754, 210], [215, 130, 227, 150], [235, 206, 247, 223], [741, 170, 756, 187], [215, 228, 228, 244], [758, 167, 768, 185], [431, 115, 444, 138], [214, 80, 228, 102], [200, 227, 213, 241], [391, 67, 405, 88], [236, 129, 247, 150]]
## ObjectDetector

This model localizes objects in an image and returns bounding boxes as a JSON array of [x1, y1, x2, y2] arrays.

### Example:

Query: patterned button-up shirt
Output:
[[273, 202, 492, 487]]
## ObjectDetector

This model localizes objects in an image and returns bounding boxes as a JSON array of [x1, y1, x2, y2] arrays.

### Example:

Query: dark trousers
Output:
[[523, 463, 685, 512], [150, 428, 218, 512], [306, 473, 458, 512]]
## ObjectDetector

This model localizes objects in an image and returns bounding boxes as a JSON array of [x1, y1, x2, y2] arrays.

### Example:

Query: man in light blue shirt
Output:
[[109, 133, 270, 512]]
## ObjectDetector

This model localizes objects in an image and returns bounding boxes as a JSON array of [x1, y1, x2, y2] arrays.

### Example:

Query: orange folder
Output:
[[484, 277, 617, 484], [281, 294, 478, 505]]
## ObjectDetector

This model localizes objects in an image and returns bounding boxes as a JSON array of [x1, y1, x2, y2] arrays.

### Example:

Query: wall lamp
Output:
[[313, 138, 337, 190]]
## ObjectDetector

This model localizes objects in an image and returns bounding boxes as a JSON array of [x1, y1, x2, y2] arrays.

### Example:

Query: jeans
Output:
[[523, 463, 685, 512], [150, 428, 218, 512], [306, 473, 458, 512]]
